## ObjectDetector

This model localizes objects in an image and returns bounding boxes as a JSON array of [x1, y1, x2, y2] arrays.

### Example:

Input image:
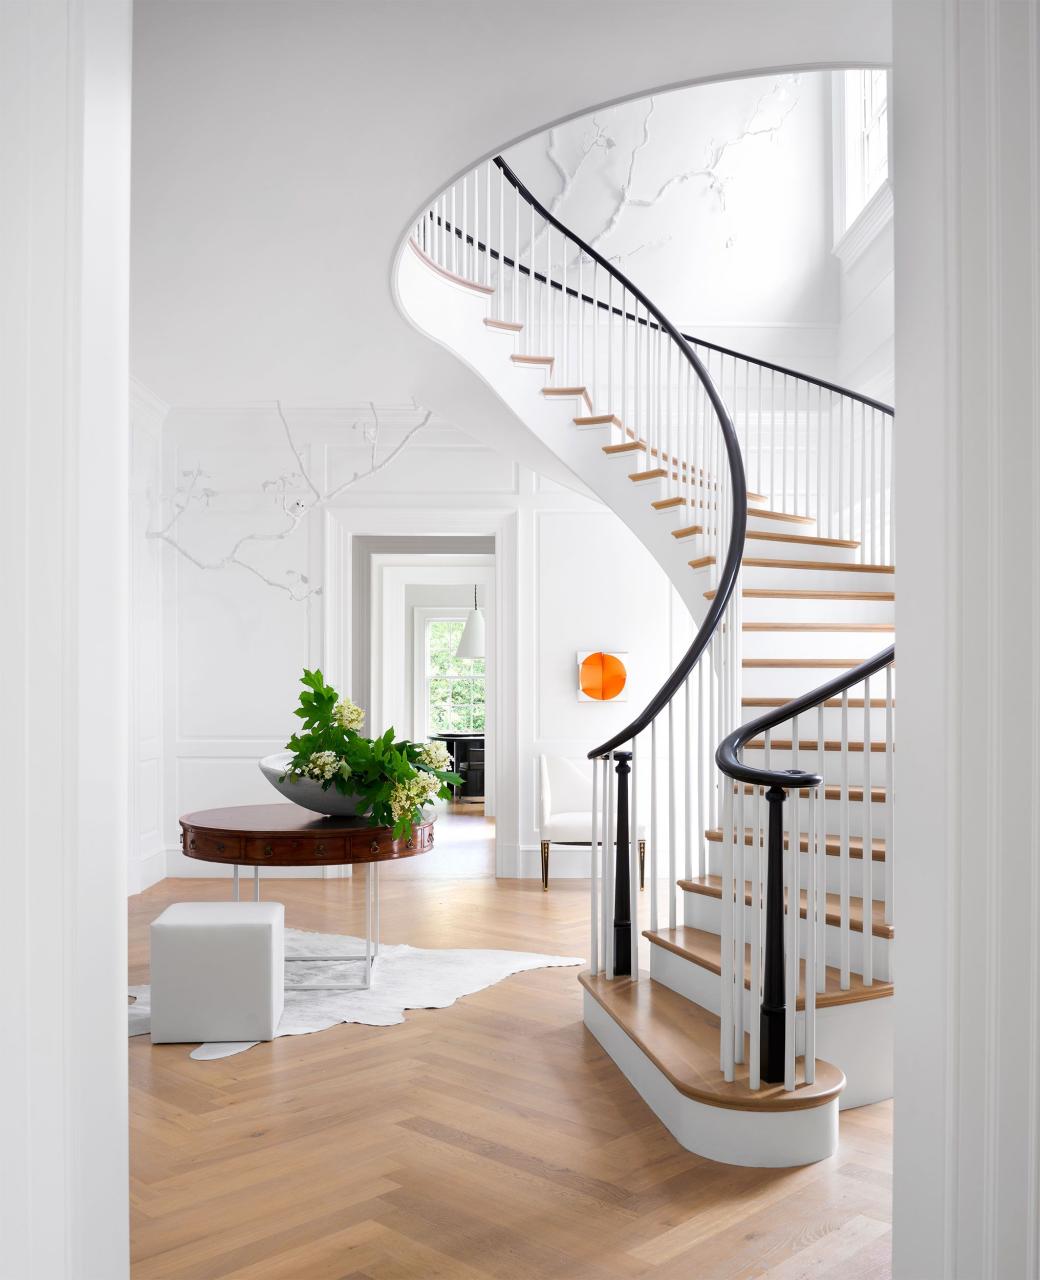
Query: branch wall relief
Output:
[[147, 402, 431, 600]]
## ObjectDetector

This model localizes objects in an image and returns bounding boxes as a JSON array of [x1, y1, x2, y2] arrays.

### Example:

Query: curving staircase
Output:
[[397, 153, 895, 1169]]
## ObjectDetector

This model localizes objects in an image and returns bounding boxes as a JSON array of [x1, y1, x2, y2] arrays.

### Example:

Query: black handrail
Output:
[[425, 209, 893, 417], [679, 335, 894, 417], [715, 644, 895, 790], [485, 156, 749, 763]]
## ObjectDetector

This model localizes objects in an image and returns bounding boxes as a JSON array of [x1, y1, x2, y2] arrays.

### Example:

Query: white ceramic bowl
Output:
[[258, 751, 364, 818]]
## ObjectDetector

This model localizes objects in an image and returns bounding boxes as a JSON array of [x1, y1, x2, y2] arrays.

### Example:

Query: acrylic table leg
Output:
[[233, 865, 240, 901], [254, 866, 260, 901]]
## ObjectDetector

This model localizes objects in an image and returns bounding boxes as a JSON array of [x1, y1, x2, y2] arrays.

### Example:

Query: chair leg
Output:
[[540, 840, 550, 891], [639, 839, 646, 891]]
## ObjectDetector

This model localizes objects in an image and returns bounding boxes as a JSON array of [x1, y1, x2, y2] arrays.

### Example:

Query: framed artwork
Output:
[[577, 650, 628, 702]]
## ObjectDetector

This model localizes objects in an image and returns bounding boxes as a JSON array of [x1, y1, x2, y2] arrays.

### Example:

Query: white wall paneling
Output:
[[0, 1, 132, 1274], [893, 0, 1040, 1275]]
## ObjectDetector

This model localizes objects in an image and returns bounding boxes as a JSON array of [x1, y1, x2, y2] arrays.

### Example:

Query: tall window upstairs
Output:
[[423, 617, 486, 735], [834, 68, 892, 265]]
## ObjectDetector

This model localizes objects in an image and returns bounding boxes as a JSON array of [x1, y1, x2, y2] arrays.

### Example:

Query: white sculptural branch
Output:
[[146, 401, 432, 601]]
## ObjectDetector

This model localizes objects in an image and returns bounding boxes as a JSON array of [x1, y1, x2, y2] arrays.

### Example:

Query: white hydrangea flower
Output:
[[332, 697, 366, 732], [418, 740, 452, 772], [389, 773, 438, 822], [305, 750, 342, 782]]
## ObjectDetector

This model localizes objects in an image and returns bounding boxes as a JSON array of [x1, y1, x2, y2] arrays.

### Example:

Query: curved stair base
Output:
[[581, 975, 841, 1168]]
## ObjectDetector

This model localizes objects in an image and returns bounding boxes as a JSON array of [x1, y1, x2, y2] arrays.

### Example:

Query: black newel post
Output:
[[612, 752, 633, 976], [760, 784, 788, 1082]]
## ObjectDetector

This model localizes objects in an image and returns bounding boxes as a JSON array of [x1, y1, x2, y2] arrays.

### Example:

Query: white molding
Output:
[[832, 179, 894, 270]]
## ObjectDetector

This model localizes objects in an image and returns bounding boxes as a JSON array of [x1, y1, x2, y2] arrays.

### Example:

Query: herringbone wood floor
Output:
[[130, 812, 892, 1279]]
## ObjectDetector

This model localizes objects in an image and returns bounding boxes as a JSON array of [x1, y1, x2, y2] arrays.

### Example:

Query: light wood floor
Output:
[[130, 810, 892, 1279]]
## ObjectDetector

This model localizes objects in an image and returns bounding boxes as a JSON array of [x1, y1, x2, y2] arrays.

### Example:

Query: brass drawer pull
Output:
[[370, 840, 380, 854], [315, 843, 326, 858], [216, 841, 225, 853], [262, 843, 274, 859], [189, 838, 197, 851], [406, 837, 414, 850]]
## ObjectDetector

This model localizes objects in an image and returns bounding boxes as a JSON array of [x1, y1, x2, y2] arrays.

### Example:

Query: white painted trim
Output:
[[324, 506, 520, 876], [833, 179, 894, 270], [582, 992, 839, 1167]]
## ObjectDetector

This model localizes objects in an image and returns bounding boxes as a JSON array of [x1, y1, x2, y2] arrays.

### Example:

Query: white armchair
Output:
[[538, 755, 647, 892]]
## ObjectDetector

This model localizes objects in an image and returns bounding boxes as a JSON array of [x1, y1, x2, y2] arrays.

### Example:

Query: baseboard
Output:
[[128, 847, 167, 896]]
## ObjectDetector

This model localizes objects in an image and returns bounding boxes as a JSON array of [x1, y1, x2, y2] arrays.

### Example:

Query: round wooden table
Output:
[[178, 803, 434, 990]]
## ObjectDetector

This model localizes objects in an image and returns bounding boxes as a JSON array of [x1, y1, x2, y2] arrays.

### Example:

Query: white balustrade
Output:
[[412, 157, 895, 1095]]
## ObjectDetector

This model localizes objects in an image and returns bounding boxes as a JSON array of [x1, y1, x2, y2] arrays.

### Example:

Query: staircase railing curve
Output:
[[409, 155, 750, 984], [715, 645, 895, 1091], [407, 153, 896, 1099]]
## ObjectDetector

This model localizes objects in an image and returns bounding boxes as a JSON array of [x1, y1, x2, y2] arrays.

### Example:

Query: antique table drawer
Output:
[[240, 835, 343, 864], [184, 832, 242, 862]]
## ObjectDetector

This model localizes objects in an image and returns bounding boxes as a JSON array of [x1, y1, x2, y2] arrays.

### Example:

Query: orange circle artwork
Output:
[[579, 652, 627, 701]]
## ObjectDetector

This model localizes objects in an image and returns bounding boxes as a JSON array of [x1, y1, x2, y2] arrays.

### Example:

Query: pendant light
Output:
[[455, 584, 485, 660]]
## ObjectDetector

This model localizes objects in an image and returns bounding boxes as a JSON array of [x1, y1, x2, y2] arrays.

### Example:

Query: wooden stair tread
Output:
[[483, 317, 523, 332], [743, 657, 875, 668], [511, 353, 553, 366], [672, 524, 706, 539], [679, 875, 894, 940], [707, 588, 895, 601], [579, 971, 844, 1110], [742, 622, 894, 633], [734, 781, 887, 803], [743, 559, 895, 574], [574, 414, 622, 428], [747, 530, 860, 549], [743, 696, 893, 708], [603, 441, 646, 455], [706, 827, 886, 861], [644, 927, 893, 1008], [745, 738, 889, 753], [543, 386, 593, 412], [749, 507, 816, 526]]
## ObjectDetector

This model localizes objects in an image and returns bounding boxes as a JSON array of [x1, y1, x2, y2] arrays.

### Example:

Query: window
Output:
[[424, 618, 486, 734], [839, 68, 889, 234]]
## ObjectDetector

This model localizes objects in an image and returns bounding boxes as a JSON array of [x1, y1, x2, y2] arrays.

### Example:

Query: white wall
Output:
[[0, 2, 132, 1276], [130, 381, 169, 893], [893, 0, 1040, 1275], [506, 71, 840, 379], [152, 405, 683, 880]]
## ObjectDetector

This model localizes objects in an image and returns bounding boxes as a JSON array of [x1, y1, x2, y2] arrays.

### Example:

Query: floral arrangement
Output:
[[280, 669, 461, 837]]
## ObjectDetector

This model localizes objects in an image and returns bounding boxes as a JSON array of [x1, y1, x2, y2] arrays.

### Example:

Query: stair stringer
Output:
[[395, 242, 716, 626]]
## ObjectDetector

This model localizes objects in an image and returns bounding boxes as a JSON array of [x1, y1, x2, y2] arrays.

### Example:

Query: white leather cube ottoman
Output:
[[150, 901, 285, 1043]]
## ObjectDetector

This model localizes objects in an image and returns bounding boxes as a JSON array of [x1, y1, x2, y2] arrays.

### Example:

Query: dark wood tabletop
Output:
[[179, 803, 434, 867]]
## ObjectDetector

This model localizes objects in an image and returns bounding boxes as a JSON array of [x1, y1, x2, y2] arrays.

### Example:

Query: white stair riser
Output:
[[719, 793, 890, 842], [582, 992, 840, 1165], [745, 538, 861, 566], [740, 665, 879, 699], [739, 703, 894, 739], [735, 595, 895, 625], [738, 745, 888, 786], [707, 844, 887, 896], [740, 563, 895, 593], [741, 629, 895, 660], [681, 892, 892, 982], [648, 945, 893, 1108], [746, 512, 818, 537]]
